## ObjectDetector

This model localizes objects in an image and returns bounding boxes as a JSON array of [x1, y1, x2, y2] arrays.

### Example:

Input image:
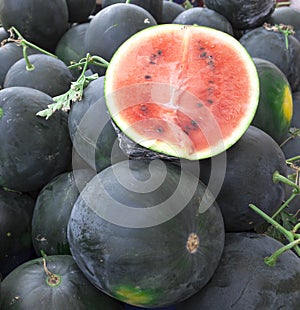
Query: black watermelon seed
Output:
[[156, 127, 164, 133], [183, 128, 190, 135], [200, 52, 207, 58], [157, 50, 162, 55], [197, 102, 203, 108], [207, 99, 213, 104], [140, 105, 148, 111], [144, 75, 151, 80], [191, 120, 198, 128]]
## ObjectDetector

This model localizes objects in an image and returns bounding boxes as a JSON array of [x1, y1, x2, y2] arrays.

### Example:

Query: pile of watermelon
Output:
[[1, 0, 300, 309]]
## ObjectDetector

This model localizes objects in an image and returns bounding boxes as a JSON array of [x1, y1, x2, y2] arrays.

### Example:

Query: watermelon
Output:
[[105, 24, 259, 160], [67, 159, 225, 308], [251, 57, 293, 144]]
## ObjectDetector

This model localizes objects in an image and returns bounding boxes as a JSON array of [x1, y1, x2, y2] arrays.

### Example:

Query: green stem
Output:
[[249, 204, 294, 242], [263, 23, 295, 49], [249, 204, 300, 264], [272, 192, 297, 219], [183, 0, 193, 9], [272, 170, 300, 193], [286, 155, 300, 165], [280, 128, 300, 147], [36, 53, 104, 119], [125, 0, 131, 3], [22, 44, 34, 71], [10, 26, 57, 58], [264, 238, 300, 266], [42, 256, 62, 287], [90, 55, 110, 68], [293, 222, 300, 233]]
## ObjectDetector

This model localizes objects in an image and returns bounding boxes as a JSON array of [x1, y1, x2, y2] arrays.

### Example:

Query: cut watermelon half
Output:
[[105, 24, 259, 160]]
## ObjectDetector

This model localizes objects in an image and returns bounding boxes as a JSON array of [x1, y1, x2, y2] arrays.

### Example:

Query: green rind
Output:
[[251, 57, 293, 144], [105, 24, 259, 160]]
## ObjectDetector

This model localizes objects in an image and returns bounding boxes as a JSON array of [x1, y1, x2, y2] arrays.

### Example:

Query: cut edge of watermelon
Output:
[[104, 24, 260, 160]]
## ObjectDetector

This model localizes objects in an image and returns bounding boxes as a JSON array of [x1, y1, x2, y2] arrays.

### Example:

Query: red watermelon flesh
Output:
[[105, 24, 259, 160]]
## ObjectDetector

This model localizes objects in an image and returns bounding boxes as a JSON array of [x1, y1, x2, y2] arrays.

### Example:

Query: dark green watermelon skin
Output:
[[3, 54, 74, 97], [203, 0, 275, 29], [199, 126, 287, 232], [172, 7, 234, 35], [291, 91, 300, 128], [68, 159, 225, 308], [32, 169, 94, 256], [239, 26, 300, 92], [0, 43, 40, 89], [0, 87, 72, 192], [177, 232, 300, 309], [102, 0, 163, 22], [0, 255, 124, 309], [68, 76, 126, 172], [66, 0, 96, 23], [159, 0, 185, 24], [266, 6, 300, 42], [0, 27, 9, 42], [0, 188, 36, 278], [55, 23, 90, 72], [0, 0, 69, 52], [84, 3, 157, 75]]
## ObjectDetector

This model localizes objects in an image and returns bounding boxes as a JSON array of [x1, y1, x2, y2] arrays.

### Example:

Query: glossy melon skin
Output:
[[266, 6, 300, 42], [66, 0, 96, 23], [160, 0, 185, 24], [199, 126, 287, 232], [203, 0, 276, 29], [55, 23, 90, 77], [0, 43, 40, 88], [0, 0, 69, 52], [0, 255, 124, 309], [240, 26, 300, 92], [0, 87, 72, 192], [281, 133, 300, 159], [3, 54, 74, 97], [68, 76, 126, 172], [101, 0, 163, 22], [32, 170, 94, 256], [68, 159, 225, 308], [251, 58, 293, 144], [172, 7, 234, 35], [177, 232, 300, 309], [0, 27, 8, 42], [291, 91, 300, 127], [0, 188, 36, 278], [84, 3, 157, 75]]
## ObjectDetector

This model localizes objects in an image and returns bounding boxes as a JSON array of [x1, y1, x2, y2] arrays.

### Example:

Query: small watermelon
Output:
[[105, 24, 259, 160]]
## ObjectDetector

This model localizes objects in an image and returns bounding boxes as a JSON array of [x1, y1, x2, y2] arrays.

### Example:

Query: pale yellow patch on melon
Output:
[[282, 85, 293, 122]]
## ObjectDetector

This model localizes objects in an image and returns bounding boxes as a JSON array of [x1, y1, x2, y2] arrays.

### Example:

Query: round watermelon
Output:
[[177, 232, 300, 309], [68, 159, 225, 308], [0, 255, 124, 309], [104, 24, 259, 160]]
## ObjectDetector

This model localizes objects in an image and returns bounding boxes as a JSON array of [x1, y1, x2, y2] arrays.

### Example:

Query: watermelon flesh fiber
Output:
[[105, 25, 259, 160]]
